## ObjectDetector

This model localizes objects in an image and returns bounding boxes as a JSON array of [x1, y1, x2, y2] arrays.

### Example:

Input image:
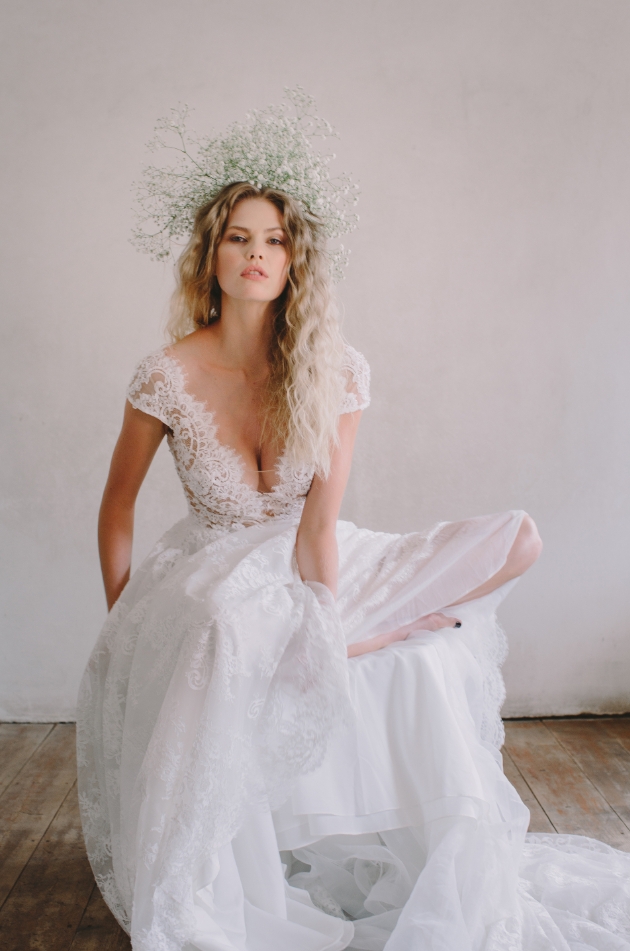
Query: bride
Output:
[[77, 104, 630, 951]]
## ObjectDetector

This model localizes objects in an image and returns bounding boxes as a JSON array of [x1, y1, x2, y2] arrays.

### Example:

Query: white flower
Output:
[[131, 87, 359, 280]]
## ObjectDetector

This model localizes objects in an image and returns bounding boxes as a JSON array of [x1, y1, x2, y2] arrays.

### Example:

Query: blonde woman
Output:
[[78, 180, 630, 951]]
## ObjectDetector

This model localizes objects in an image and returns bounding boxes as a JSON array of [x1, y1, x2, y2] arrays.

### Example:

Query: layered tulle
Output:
[[77, 517, 353, 950], [77, 511, 630, 950]]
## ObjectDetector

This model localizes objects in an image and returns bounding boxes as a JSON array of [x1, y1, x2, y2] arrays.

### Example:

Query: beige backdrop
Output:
[[1, 0, 629, 720]]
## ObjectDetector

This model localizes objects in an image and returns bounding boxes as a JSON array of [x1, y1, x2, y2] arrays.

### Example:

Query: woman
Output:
[[78, 181, 630, 951]]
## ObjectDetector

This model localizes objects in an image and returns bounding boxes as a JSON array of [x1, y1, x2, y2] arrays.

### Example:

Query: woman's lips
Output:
[[241, 267, 268, 280]]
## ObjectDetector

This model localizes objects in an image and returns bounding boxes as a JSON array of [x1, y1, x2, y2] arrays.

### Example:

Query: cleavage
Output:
[[181, 367, 282, 492]]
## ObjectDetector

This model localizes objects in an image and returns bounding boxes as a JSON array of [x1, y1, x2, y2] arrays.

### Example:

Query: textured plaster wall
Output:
[[1, 0, 629, 720]]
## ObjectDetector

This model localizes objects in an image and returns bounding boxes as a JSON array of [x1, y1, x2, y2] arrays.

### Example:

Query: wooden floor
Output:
[[0, 719, 629, 949]]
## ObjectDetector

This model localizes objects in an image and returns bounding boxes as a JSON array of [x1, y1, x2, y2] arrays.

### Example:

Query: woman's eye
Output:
[[228, 234, 246, 242], [269, 237, 285, 245]]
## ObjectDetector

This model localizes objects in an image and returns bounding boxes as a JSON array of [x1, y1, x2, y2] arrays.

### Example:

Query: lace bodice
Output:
[[127, 343, 370, 533]]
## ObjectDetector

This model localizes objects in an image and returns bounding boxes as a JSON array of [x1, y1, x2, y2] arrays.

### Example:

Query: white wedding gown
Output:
[[77, 345, 630, 951]]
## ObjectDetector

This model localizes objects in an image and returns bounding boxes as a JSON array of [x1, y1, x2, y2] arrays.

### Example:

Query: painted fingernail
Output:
[[454, 622, 462, 628]]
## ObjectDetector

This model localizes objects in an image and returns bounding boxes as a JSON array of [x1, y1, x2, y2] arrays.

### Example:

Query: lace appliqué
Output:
[[127, 345, 370, 534], [340, 343, 371, 414], [127, 349, 312, 534]]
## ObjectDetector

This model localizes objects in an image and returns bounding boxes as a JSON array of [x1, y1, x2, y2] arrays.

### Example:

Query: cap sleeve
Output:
[[339, 344, 371, 414], [126, 350, 172, 427]]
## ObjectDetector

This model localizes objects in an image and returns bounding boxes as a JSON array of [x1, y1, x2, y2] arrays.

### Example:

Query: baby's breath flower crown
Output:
[[132, 87, 359, 280]]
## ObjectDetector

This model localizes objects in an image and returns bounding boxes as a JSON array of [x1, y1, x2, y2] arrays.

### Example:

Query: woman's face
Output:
[[215, 197, 289, 305]]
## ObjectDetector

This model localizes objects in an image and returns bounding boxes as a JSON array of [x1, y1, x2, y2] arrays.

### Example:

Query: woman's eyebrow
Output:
[[225, 225, 285, 233]]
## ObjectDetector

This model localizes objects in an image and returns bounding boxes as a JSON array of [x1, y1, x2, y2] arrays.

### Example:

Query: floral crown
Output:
[[131, 87, 359, 280]]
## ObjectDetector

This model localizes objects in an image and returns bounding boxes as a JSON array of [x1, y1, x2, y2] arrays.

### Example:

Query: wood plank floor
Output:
[[0, 718, 628, 948]]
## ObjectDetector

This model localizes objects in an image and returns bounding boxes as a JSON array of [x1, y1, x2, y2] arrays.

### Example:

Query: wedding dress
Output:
[[77, 344, 630, 951]]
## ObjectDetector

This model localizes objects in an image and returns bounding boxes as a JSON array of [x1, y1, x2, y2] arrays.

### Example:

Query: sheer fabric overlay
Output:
[[77, 345, 630, 951]]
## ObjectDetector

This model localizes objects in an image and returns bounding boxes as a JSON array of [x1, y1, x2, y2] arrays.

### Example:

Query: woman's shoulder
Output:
[[127, 345, 183, 393], [167, 326, 213, 360], [129, 345, 172, 376], [126, 346, 181, 425], [340, 342, 371, 414]]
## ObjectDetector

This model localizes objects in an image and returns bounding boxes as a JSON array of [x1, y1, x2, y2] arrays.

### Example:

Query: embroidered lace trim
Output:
[[126, 343, 370, 533]]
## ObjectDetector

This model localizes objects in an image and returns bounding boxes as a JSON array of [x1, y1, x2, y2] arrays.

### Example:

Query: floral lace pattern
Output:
[[339, 343, 370, 414], [77, 518, 353, 949], [127, 343, 370, 535]]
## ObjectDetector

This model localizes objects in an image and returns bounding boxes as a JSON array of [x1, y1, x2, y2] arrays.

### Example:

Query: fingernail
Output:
[[454, 622, 462, 628]]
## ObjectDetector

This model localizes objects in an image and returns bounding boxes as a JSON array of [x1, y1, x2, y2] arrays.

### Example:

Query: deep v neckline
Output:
[[162, 347, 284, 499]]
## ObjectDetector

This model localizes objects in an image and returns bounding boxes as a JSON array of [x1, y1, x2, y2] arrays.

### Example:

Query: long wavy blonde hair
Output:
[[168, 182, 346, 477]]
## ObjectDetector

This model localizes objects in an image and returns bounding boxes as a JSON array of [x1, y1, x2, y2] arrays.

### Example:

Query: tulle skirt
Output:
[[76, 511, 630, 950]]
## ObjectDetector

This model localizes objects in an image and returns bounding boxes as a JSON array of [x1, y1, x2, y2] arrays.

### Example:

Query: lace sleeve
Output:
[[126, 350, 171, 427], [339, 344, 371, 414]]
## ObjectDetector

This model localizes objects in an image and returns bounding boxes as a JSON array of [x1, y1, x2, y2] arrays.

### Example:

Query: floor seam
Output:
[[0, 723, 57, 805], [541, 721, 630, 838], [0, 778, 77, 915]]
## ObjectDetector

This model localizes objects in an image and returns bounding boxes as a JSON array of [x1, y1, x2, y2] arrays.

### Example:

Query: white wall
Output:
[[1, 0, 629, 720]]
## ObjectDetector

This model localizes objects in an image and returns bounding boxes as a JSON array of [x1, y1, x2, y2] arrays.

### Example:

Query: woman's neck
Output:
[[213, 296, 275, 378]]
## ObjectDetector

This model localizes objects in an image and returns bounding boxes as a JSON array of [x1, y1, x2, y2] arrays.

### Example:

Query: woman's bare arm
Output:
[[296, 412, 462, 659], [296, 410, 361, 599], [98, 402, 165, 611]]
